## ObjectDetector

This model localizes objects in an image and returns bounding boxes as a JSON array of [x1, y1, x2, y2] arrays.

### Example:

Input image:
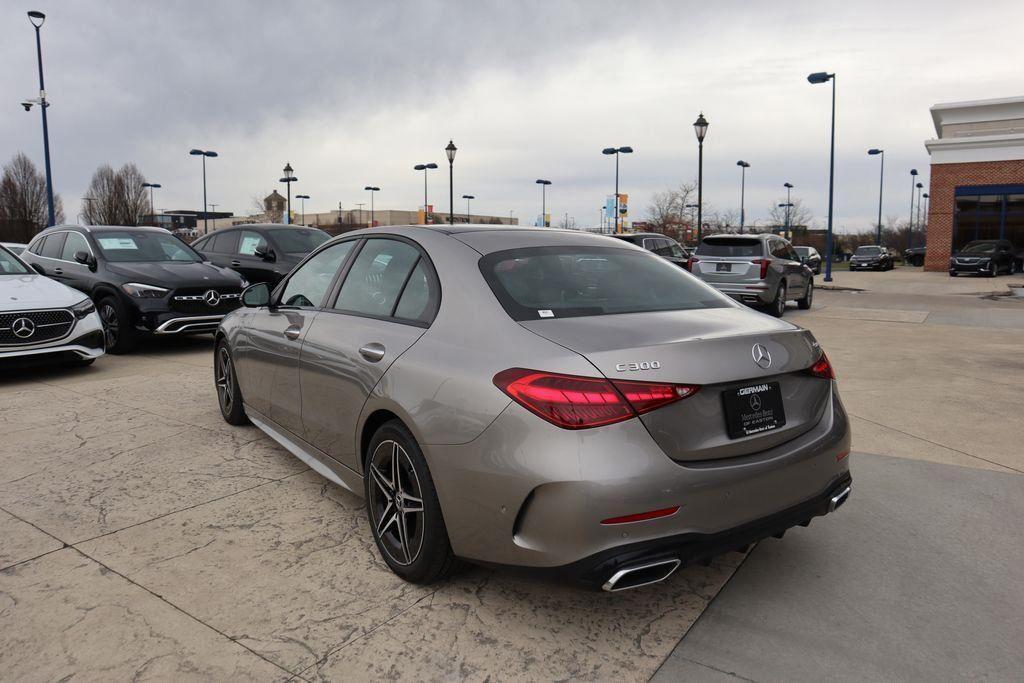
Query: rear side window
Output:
[[393, 260, 437, 323], [40, 233, 66, 259], [208, 231, 238, 254], [334, 239, 421, 318], [480, 246, 728, 321], [696, 238, 762, 257]]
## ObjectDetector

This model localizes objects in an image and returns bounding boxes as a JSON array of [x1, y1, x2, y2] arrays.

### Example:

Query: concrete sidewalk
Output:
[[653, 452, 1024, 681]]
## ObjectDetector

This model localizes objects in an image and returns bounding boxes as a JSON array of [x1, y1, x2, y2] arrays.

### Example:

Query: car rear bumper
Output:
[[705, 281, 773, 304], [426, 382, 851, 571]]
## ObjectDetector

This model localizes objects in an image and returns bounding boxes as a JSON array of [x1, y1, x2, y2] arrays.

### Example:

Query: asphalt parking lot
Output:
[[2, 268, 1023, 681]]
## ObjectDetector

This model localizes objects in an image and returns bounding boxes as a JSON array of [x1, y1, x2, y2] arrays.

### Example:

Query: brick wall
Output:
[[925, 159, 1024, 271]]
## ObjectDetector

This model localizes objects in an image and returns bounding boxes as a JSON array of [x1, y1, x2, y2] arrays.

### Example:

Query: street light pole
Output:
[[922, 193, 929, 232], [27, 11, 55, 227], [736, 161, 750, 233], [602, 146, 633, 234], [783, 182, 794, 239], [445, 140, 457, 225], [364, 186, 380, 227], [141, 183, 161, 223], [279, 163, 297, 225], [868, 149, 885, 246], [189, 149, 218, 234], [414, 163, 438, 223], [462, 194, 474, 222], [908, 168, 919, 251], [808, 71, 837, 282], [535, 179, 551, 227], [295, 194, 309, 224], [693, 113, 708, 243], [915, 182, 924, 251]]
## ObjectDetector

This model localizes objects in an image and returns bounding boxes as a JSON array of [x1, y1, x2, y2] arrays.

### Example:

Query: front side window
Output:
[[0, 247, 30, 275], [61, 232, 90, 262], [94, 231, 201, 263], [481, 245, 729, 321], [696, 238, 762, 257], [237, 230, 268, 256], [279, 240, 356, 308], [334, 239, 421, 318]]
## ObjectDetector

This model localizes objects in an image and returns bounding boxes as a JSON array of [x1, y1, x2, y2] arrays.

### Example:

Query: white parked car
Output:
[[0, 244, 105, 366]]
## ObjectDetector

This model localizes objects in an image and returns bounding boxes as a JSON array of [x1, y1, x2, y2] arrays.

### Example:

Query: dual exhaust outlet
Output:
[[602, 483, 853, 592]]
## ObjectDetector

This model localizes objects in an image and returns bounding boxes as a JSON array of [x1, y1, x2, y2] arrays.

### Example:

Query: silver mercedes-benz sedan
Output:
[[215, 225, 851, 591]]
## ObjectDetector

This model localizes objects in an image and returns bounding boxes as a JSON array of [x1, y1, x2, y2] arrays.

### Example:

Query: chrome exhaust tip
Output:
[[602, 558, 681, 592], [829, 485, 851, 512]]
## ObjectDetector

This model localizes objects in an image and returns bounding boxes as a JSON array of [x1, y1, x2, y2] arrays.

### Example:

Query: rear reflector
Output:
[[807, 352, 836, 380], [601, 506, 680, 525], [836, 450, 850, 461], [493, 368, 699, 430]]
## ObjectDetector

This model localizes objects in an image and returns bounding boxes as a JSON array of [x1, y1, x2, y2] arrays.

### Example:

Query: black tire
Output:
[[950, 271, 958, 277], [988, 265, 998, 278], [214, 341, 248, 425], [97, 295, 137, 354], [364, 420, 458, 584], [767, 283, 786, 318], [797, 279, 813, 310]]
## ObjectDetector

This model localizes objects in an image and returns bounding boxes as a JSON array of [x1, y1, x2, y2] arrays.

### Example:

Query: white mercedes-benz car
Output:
[[1, 244, 105, 366]]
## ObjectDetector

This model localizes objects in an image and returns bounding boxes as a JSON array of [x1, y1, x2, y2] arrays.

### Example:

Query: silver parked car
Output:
[[689, 234, 814, 317], [0, 244, 105, 366], [215, 226, 851, 591]]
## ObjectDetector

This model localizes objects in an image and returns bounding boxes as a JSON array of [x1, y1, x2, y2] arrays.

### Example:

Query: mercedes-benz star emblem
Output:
[[203, 290, 221, 307], [12, 317, 36, 339], [751, 343, 772, 369], [749, 394, 762, 411]]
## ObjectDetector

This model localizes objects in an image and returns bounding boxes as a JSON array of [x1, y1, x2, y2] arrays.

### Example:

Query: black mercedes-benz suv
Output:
[[22, 225, 246, 353], [191, 224, 330, 287]]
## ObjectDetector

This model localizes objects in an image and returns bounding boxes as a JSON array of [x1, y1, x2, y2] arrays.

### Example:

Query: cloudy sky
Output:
[[2, 0, 1022, 231]]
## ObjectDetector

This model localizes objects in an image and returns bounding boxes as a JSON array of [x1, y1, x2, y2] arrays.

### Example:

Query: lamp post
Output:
[[693, 113, 708, 242], [295, 194, 309, 224], [81, 196, 95, 225], [922, 193, 929, 232], [189, 149, 218, 234], [445, 140, 457, 225], [141, 182, 161, 223], [908, 168, 918, 251], [736, 161, 750, 233], [684, 203, 698, 244], [364, 186, 380, 227], [413, 163, 438, 223], [278, 162, 297, 225], [915, 182, 924, 252], [868, 149, 885, 245], [807, 70, 837, 282], [509, 209, 514, 223], [602, 146, 633, 234], [25, 11, 55, 227], [783, 182, 794, 239], [356, 203, 366, 227], [535, 179, 552, 227], [462, 194, 474, 222]]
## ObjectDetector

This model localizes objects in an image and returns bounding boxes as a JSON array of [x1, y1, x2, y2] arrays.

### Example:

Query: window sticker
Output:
[[538, 309, 554, 318], [97, 237, 138, 250]]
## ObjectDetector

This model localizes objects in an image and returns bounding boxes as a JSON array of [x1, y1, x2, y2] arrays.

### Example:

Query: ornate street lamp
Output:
[[693, 113, 708, 242], [279, 162, 297, 225], [445, 140, 457, 225]]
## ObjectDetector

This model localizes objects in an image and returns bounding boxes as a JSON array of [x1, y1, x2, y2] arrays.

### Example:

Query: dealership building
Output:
[[924, 96, 1024, 271]]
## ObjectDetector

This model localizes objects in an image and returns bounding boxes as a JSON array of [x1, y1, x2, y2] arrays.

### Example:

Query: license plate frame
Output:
[[721, 381, 786, 439], [716, 262, 732, 272]]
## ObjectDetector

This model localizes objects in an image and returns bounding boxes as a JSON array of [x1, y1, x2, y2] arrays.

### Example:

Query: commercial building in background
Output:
[[924, 96, 1024, 271]]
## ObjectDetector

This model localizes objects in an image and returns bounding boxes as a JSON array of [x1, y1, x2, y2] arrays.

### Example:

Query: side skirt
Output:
[[245, 406, 365, 498]]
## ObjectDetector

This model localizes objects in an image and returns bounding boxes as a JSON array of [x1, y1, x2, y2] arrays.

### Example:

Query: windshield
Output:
[[0, 246, 31, 275], [855, 246, 882, 255], [94, 231, 201, 263], [695, 238, 762, 257], [961, 242, 996, 254], [268, 228, 330, 254], [480, 246, 730, 321]]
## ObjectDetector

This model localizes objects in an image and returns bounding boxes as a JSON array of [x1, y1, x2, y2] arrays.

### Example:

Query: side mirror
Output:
[[241, 282, 271, 308], [31, 262, 46, 275], [73, 250, 96, 270], [254, 246, 276, 262]]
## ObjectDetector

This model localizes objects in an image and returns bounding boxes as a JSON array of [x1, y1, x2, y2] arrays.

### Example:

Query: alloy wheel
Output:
[[99, 303, 119, 349], [215, 346, 234, 416], [368, 440, 425, 566]]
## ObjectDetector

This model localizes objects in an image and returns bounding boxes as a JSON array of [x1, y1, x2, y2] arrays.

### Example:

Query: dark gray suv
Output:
[[689, 234, 814, 317]]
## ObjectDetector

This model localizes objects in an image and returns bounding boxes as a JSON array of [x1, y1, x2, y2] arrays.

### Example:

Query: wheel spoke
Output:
[[399, 492, 423, 514], [395, 508, 411, 563], [370, 463, 394, 497], [375, 504, 397, 536]]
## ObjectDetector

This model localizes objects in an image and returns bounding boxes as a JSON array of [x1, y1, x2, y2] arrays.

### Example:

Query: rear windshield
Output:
[[268, 228, 330, 254], [855, 246, 882, 255], [695, 238, 762, 257], [480, 246, 729, 321]]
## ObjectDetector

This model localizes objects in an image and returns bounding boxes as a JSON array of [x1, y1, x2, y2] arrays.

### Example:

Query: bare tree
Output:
[[646, 180, 696, 232], [82, 163, 150, 226], [767, 197, 814, 233], [0, 153, 65, 237]]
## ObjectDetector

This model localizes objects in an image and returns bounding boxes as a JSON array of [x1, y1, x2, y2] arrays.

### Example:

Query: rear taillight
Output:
[[807, 352, 836, 380], [686, 256, 699, 271], [752, 258, 770, 279], [493, 368, 699, 430]]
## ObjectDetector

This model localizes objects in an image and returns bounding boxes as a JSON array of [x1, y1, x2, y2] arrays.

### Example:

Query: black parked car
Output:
[[849, 245, 895, 271], [191, 224, 330, 287], [903, 245, 926, 267], [22, 225, 246, 353], [948, 239, 1019, 277], [612, 232, 691, 267], [793, 246, 822, 275]]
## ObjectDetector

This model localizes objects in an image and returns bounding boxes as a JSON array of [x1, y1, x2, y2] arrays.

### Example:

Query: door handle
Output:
[[359, 343, 386, 362], [283, 325, 302, 340], [230, 260, 241, 267], [53, 267, 63, 275]]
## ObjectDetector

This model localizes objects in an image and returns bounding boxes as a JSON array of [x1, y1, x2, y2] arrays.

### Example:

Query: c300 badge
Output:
[[615, 361, 661, 372]]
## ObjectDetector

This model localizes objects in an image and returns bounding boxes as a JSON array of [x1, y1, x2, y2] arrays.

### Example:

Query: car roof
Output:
[[37, 224, 173, 235], [209, 223, 328, 232], [703, 233, 768, 241], [327, 224, 634, 255]]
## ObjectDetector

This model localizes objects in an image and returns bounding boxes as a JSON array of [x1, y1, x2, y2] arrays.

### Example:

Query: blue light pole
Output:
[[868, 149, 885, 246], [602, 146, 633, 234], [27, 11, 55, 227], [908, 168, 919, 251], [808, 71, 836, 282]]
